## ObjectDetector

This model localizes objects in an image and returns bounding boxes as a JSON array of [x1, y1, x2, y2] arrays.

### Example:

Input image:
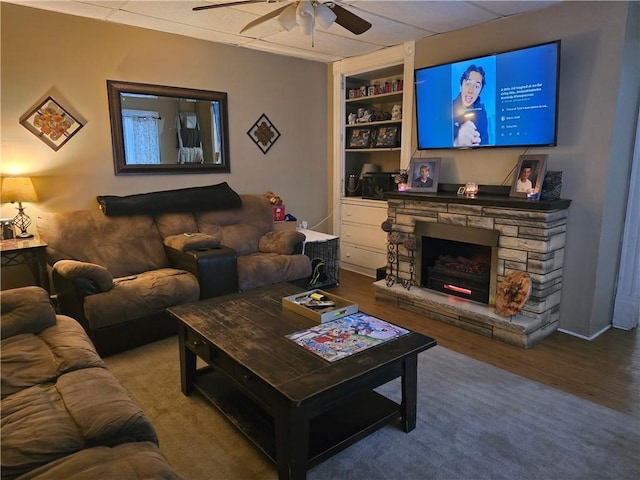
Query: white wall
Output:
[[411, 1, 639, 337], [1, 3, 329, 229]]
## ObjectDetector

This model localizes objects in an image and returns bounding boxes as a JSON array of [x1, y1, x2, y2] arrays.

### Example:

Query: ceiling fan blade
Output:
[[193, 1, 269, 12], [239, 4, 290, 33], [328, 3, 371, 35]]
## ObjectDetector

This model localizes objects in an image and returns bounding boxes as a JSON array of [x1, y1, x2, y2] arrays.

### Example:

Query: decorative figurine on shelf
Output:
[[394, 169, 409, 192], [347, 112, 357, 125], [391, 104, 402, 120], [264, 191, 283, 205], [356, 109, 374, 123]]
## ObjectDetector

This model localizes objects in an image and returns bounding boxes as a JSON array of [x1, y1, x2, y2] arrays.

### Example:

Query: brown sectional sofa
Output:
[[0, 286, 183, 479], [36, 184, 311, 356]]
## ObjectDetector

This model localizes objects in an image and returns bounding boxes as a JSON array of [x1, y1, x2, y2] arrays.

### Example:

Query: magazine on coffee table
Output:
[[286, 312, 410, 362]]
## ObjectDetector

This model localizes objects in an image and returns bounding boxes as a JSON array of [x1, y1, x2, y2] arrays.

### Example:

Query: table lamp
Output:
[[1, 176, 38, 238]]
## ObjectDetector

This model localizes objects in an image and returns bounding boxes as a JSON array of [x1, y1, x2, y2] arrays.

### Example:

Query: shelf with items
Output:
[[331, 42, 415, 277], [345, 91, 403, 107], [345, 148, 400, 153], [345, 119, 401, 128], [346, 123, 401, 152]]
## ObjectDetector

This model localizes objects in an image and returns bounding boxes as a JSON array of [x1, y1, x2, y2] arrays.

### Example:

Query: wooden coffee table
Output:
[[168, 283, 436, 480]]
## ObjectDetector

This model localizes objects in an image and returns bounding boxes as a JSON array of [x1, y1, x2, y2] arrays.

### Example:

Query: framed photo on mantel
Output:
[[510, 154, 548, 199], [407, 157, 441, 193]]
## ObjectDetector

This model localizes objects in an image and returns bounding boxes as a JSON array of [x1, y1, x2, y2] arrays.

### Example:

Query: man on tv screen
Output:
[[452, 64, 489, 147]]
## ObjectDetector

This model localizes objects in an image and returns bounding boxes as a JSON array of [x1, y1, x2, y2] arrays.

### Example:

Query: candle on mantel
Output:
[[464, 182, 479, 197]]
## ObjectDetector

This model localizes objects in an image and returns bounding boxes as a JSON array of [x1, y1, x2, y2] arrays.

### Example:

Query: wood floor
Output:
[[326, 269, 640, 419]]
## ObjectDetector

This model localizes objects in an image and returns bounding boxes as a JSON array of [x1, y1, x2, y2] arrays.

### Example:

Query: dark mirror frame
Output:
[[106, 80, 231, 175]]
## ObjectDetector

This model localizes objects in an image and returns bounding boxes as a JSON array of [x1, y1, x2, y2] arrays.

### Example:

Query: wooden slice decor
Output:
[[495, 271, 532, 317]]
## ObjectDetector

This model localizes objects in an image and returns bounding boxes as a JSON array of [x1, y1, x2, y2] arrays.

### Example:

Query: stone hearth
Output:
[[374, 188, 571, 347]]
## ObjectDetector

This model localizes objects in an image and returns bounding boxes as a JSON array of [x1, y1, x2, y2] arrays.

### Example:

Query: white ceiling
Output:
[[6, 1, 561, 63]]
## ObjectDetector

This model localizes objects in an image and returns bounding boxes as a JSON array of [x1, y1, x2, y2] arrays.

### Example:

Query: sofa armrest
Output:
[[165, 246, 238, 299], [51, 267, 106, 338], [259, 230, 306, 255], [53, 260, 114, 292], [0, 286, 56, 339]]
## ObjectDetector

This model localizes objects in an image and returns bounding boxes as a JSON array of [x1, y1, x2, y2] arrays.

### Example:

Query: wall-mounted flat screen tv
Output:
[[415, 40, 560, 150]]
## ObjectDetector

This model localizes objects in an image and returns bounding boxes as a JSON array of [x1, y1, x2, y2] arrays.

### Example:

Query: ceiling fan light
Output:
[[276, 4, 298, 31], [314, 3, 336, 29], [296, 0, 315, 35]]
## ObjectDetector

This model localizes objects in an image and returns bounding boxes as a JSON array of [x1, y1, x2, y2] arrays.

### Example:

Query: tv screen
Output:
[[415, 41, 560, 150]]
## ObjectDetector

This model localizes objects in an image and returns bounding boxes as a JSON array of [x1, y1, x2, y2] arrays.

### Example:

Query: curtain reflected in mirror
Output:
[[107, 81, 230, 174]]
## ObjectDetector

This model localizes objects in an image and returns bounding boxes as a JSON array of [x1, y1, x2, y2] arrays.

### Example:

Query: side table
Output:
[[0, 237, 50, 293], [298, 229, 339, 288]]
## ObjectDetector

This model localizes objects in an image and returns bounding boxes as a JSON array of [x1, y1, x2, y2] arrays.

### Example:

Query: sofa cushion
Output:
[[83, 268, 199, 330], [1, 315, 104, 400], [37, 210, 169, 278], [96, 182, 242, 216], [0, 287, 55, 340], [154, 212, 198, 239], [1, 367, 159, 479], [237, 253, 312, 291], [195, 195, 273, 255], [163, 233, 221, 252], [14, 442, 183, 480]]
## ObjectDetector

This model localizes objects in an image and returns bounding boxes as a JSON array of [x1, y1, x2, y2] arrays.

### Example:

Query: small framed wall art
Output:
[[20, 96, 84, 151], [247, 113, 281, 154], [347, 127, 374, 149]]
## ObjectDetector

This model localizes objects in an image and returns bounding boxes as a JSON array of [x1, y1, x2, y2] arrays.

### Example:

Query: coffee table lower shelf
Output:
[[193, 367, 400, 469]]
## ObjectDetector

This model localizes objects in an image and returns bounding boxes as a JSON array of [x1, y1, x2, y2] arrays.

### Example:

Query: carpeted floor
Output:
[[105, 336, 640, 480]]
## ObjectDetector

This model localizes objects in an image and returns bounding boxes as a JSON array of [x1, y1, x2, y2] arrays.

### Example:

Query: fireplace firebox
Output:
[[416, 222, 498, 305]]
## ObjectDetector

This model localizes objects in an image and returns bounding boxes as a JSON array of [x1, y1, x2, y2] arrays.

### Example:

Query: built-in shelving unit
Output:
[[331, 42, 415, 277]]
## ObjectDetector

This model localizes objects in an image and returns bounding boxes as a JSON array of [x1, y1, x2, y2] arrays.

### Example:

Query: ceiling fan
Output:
[[193, 1, 372, 37]]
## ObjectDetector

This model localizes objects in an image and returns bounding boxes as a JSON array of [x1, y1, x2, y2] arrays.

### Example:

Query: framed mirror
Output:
[[106, 80, 230, 175]]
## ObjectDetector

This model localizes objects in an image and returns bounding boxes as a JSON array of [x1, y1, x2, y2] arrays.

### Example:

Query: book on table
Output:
[[286, 312, 410, 362]]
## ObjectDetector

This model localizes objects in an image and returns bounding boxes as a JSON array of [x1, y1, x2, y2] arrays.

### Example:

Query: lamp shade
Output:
[[296, 0, 315, 35], [314, 2, 336, 29], [1, 177, 38, 203], [276, 4, 298, 31], [359, 163, 380, 179]]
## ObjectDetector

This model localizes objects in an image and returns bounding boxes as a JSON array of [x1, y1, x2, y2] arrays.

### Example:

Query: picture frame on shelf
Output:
[[509, 154, 548, 199], [347, 127, 374, 149], [407, 157, 441, 193], [374, 126, 399, 148]]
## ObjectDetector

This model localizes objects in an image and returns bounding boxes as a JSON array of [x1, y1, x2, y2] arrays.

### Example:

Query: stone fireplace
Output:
[[374, 189, 571, 347]]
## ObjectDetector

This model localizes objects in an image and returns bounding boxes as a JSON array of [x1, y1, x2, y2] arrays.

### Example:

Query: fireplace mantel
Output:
[[385, 185, 571, 211], [376, 187, 571, 347]]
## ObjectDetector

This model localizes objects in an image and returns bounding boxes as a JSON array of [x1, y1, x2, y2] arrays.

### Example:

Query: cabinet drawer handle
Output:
[[191, 339, 202, 348]]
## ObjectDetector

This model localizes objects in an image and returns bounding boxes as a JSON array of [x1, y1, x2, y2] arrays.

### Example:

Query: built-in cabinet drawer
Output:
[[340, 199, 389, 277], [340, 222, 387, 251], [341, 244, 387, 272], [341, 201, 387, 225]]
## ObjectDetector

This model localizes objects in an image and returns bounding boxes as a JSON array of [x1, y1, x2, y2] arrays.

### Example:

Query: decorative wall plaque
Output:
[[247, 114, 280, 154], [20, 96, 84, 151]]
